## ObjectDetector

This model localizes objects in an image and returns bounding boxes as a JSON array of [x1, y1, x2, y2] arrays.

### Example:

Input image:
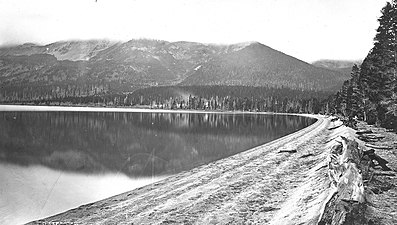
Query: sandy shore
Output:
[[27, 115, 348, 225]]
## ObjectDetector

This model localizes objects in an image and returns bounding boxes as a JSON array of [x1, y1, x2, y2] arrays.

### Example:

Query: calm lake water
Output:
[[0, 110, 315, 224]]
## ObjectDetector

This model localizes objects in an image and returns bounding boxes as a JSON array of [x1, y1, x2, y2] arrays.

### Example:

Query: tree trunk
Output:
[[318, 137, 367, 225]]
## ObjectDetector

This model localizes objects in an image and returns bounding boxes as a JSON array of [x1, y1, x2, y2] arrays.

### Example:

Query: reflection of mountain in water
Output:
[[0, 112, 315, 177]]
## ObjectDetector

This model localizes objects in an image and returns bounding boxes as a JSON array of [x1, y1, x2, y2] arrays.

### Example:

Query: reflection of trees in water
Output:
[[0, 112, 315, 177]]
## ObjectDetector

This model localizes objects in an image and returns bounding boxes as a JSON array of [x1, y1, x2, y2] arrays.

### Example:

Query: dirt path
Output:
[[31, 115, 340, 225]]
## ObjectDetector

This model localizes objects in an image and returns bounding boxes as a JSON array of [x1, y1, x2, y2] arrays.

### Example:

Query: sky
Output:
[[0, 0, 390, 62]]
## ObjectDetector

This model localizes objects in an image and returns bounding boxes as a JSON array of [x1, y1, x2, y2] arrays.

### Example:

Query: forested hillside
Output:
[[326, 0, 397, 129], [180, 42, 347, 91]]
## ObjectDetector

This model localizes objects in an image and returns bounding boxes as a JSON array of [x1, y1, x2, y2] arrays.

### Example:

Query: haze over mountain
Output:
[[0, 39, 350, 102], [312, 59, 362, 77]]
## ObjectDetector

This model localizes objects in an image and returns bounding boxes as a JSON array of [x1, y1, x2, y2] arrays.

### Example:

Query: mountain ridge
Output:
[[180, 42, 347, 91], [0, 39, 349, 102], [0, 40, 118, 61]]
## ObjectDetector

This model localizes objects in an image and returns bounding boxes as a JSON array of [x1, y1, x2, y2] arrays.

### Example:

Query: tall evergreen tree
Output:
[[383, 0, 397, 127], [370, 0, 397, 126], [349, 64, 368, 120], [327, 0, 397, 128]]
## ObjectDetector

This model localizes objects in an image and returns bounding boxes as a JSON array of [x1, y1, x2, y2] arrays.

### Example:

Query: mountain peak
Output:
[[235, 41, 260, 46], [227, 41, 262, 52]]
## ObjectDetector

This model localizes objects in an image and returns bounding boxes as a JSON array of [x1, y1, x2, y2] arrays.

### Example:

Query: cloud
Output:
[[0, 0, 389, 61]]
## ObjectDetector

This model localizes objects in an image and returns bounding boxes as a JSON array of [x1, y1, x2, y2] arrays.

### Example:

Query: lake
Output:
[[0, 109, 315, 224]]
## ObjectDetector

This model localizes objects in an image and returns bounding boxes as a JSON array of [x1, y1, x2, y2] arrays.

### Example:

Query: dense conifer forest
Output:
[[1, 85, 329, 114], [326, 0, 397, 129]]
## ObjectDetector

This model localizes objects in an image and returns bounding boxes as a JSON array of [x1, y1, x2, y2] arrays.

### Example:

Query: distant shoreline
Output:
[[0, 104, 313, 117]]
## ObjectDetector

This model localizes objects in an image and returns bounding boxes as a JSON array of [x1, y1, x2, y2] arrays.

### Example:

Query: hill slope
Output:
[[181, 42, 349, 91]]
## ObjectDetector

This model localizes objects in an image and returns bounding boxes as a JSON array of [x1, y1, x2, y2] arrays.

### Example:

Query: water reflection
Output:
[[0, 112, 315, 177], [0, 111, 315, 224]]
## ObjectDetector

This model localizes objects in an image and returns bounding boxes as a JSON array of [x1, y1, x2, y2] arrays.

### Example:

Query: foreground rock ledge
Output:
[[30, 116, 367, 225]]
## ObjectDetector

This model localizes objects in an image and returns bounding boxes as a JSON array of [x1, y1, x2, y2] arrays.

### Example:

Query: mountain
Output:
[[0, 39, 349, 102], [86, 39, 228, 86], [180, 42, 349, 91], [312, 59, 362, 77], [0, 40, 116, 61]]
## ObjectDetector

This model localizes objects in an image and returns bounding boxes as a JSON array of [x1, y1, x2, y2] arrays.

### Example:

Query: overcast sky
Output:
[[0, 0, 389, 62]]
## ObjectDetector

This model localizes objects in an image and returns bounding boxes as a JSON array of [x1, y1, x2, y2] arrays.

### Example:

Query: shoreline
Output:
[[30, 115, 333, 224], [0, 104, 309, 117]]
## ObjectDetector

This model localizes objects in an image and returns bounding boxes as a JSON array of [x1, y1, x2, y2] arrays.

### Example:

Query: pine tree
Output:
[[337, 0, 397, 127], [338, 80, 350, 117], [383, 0, 397, 127]]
